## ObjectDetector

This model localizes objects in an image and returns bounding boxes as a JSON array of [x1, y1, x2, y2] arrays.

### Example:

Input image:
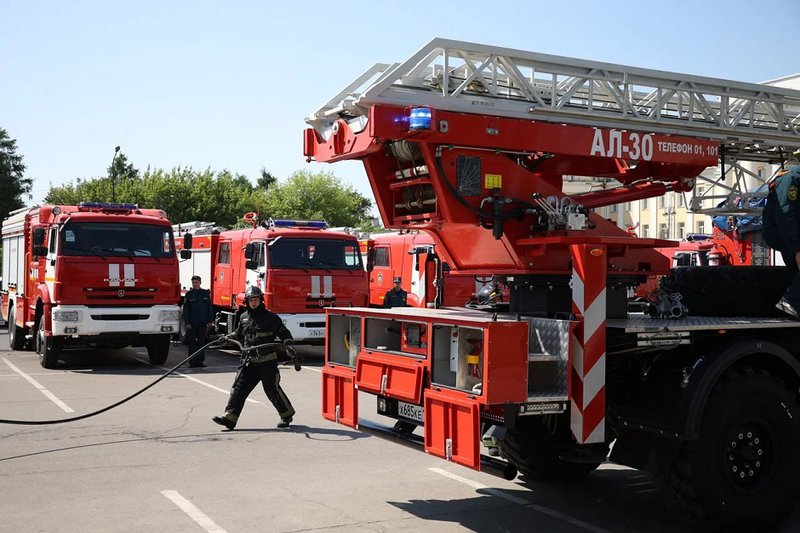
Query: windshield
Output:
[[268, 238, 362, 270], [60, 222, 174, 258]]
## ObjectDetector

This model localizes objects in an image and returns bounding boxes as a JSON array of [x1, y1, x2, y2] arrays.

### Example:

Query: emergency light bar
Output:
[[78, 201, 139, 211], [268, 218, 328, 229]]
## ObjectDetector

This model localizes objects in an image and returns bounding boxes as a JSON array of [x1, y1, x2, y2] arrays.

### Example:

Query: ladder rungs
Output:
[[309, 38, 800, 155]]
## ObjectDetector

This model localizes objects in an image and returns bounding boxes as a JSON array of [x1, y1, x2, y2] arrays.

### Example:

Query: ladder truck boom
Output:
[[306, 39, 800, 529], [307, 38, 800, 216]]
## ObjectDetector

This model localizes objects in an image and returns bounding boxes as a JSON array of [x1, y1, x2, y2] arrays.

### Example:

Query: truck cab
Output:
[[176, 217, 369, 342], [1, 203, 182, 368]]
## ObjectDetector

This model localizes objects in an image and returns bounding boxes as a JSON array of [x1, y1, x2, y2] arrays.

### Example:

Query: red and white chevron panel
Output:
[[569, 244, 606, 444]]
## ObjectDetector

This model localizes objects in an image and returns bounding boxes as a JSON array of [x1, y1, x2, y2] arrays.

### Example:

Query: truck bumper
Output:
[[51, 305, 181, 337], [278, 313, 326, 343]]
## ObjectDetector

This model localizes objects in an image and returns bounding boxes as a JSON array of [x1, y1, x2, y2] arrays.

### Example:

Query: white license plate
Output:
[[308, 329, 325, 337], [397, 401, 423, 423]]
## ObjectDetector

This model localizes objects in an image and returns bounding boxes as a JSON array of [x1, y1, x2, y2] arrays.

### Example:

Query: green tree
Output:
[[257, 168, 277, 190], [108, 149, 139, 202], [0, 128, 33, 221], [45, 165, 270, 226], [262, 170, 372, 227]]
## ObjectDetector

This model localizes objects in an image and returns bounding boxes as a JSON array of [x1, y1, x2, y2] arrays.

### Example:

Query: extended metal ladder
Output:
[[307, 38, 800, 215]]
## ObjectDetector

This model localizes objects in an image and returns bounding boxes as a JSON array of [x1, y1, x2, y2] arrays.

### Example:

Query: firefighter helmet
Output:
[[476, 284, 499, 304], [245, 286, 264, 300]]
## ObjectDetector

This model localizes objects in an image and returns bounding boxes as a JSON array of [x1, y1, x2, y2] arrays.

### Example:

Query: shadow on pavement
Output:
[[390, 467, 711, 532], [0, 425, 366, 463]]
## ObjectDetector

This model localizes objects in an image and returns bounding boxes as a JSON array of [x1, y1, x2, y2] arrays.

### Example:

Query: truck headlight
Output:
[[159, 310, 182, 322], [53, 311, 80, 322]]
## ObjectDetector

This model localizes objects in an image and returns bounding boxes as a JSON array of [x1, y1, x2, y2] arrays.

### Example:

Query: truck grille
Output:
[[84, 287, 156, 300], [90, 314, 150, 321]]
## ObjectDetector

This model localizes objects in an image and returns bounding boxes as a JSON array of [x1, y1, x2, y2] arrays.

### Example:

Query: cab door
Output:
[[44, 226, 58, 298], [213, 240, 233, 308], [244, 241, 267, 293], [369, 244, 392, 307]]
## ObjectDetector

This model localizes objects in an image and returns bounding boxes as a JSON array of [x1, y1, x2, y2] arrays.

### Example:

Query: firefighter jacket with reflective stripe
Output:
[[236, 304, 293, 363], [763, 166, 800, 254]]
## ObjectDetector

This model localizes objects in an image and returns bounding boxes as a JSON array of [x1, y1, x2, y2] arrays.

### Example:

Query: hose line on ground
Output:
[[0, 337, 295, 425]]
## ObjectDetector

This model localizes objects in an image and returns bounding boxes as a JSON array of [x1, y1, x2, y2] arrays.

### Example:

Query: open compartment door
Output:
[[321, 365, 358, 428], [356, 352, 425, 404], [424, 388, 481, 470]]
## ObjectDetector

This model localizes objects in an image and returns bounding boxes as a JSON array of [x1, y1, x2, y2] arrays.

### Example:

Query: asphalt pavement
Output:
[[1, 334, 799, 532]]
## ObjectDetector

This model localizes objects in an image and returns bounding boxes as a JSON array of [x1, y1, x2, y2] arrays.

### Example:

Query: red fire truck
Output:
[[364, 231, 493, 308], [305, 39, 800, 527], [1, 202, 182, 368], [175, 216, 368, 342]]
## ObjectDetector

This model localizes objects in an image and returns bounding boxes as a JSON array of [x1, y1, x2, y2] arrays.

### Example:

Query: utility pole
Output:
[[110, 146, 120, 203]]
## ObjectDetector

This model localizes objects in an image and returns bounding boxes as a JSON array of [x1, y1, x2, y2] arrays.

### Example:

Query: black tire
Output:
[[35, 319, 61, 369], [8, 307, 25, 351], [659, 266, 792, 317], [146, 334, 171, 365], [663, 367, 800, 529], [499, 416, 608, 482]]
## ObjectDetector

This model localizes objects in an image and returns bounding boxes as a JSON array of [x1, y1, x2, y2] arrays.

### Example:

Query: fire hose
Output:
[[0, 337, 301, 425]]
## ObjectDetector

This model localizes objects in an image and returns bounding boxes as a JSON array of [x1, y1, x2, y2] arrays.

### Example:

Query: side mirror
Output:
[[244, 242, 257, 260], [33, 227, 46, 246], [183, 233, 193, 249], [180, 249, 192, 260], [245, 259, 257, 270], [33, 246, 48, 258]]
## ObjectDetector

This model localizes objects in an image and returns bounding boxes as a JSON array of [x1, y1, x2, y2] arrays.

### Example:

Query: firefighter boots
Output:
[[212, 414, 237, 430]]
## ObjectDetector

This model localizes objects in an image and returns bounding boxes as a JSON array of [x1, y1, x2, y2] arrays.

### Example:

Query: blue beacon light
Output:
[[408, 107, 432, 131]]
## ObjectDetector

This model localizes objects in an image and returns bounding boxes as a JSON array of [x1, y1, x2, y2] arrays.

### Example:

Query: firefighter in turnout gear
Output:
[[763, 158, 800, 319], [212, 286, 297, 430]]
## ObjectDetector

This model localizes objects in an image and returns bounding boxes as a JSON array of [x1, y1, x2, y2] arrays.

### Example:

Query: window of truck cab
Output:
[[218, 242, 231, 264], [268, 238, 364, 270], [374, 246, 390, 267], [59, 222, 174, 258]]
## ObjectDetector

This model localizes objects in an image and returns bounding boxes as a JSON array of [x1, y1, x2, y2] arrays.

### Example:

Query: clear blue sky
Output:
[[3, 0, 799, 207]]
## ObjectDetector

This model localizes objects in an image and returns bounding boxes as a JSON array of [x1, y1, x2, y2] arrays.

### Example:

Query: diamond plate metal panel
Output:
[[525, 318, 571, 400], [607, 313, 800, 333]]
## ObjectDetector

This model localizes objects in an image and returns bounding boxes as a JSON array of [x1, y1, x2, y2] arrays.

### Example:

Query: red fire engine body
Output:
[[175, 218, 368, 342], [363, 231, 493, 308], [305, 39, 800, 527], [1, 202, 182, 368]]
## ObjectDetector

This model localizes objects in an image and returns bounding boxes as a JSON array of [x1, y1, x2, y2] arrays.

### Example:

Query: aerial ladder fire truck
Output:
[[304, 39, 800, 527], [174, 215, 368, 343]]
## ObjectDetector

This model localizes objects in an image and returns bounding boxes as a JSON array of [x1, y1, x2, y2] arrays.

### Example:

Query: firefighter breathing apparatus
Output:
[[0, 337, 301, 425]]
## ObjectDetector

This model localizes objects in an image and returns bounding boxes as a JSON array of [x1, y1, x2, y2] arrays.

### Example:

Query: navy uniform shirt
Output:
[[183, 288, 213, 326], [384, 287, 408, 308]]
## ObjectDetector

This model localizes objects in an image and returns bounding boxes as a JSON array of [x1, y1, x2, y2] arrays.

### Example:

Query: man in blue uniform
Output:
[[212, 286, 296, 430], [763, 161, 800, 319], [383, 277, 408, 308], [183, 275, 214, 367]]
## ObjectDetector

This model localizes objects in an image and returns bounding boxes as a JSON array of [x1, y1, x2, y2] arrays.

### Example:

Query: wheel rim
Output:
[[8, 310, 14, 344], [725, 420, 774, 488]]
